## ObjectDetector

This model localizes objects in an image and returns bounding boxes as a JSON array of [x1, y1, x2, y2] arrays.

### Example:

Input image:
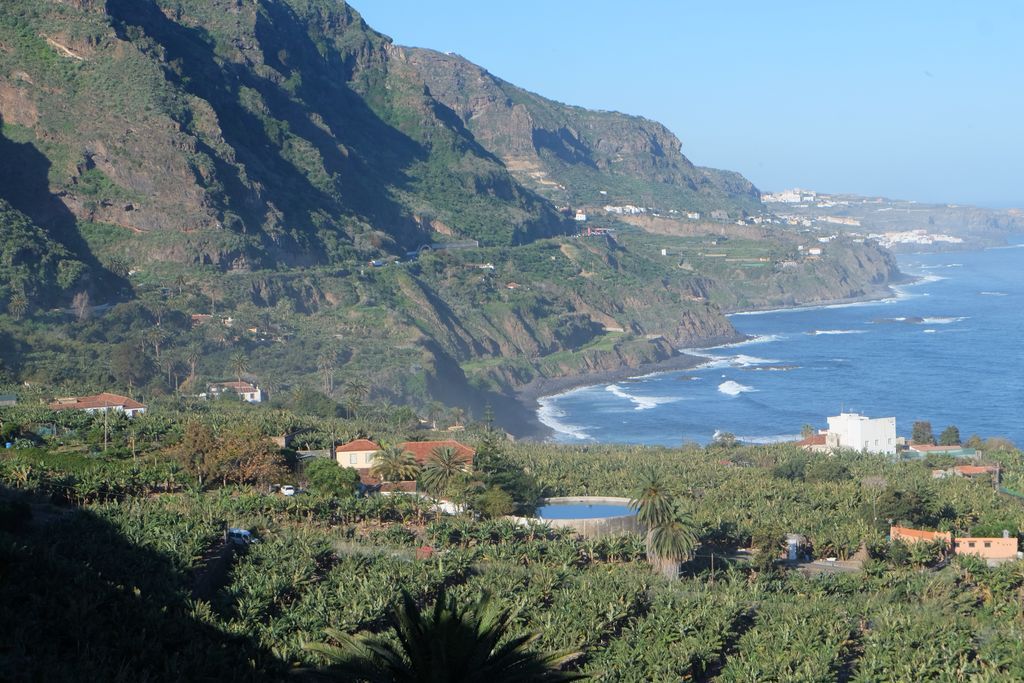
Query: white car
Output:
[[280, 485, 296, 496]]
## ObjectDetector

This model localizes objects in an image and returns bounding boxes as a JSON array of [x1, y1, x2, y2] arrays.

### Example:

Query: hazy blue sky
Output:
[[356, 1, 1023, 207]]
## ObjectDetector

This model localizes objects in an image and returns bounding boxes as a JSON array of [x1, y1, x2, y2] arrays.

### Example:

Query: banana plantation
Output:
[[3, 431, 1024, 680]]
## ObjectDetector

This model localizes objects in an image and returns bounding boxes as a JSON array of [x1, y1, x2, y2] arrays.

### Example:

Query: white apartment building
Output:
[[826, 412, 896, 454]]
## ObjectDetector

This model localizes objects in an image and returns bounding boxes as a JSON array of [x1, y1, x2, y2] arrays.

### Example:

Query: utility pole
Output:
[[103, 400, 109, 452]]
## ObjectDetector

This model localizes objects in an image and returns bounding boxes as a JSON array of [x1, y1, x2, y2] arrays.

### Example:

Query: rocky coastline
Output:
[[508, 283, 906, 441]]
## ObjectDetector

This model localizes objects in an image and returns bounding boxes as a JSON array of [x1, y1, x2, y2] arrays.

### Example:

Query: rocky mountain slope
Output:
[[399, 48, 760, 213], [0, 0, 759, 284], [0, 1, 905, 436], [0, 0, 572, 275]]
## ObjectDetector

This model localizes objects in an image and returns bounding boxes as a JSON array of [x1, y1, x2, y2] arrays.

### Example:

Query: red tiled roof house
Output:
[[890, 526, 952, 545], [48, 392, 147, 418], [333, 439, 475, 490]]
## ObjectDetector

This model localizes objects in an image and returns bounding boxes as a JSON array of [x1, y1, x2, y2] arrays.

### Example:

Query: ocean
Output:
[[538, 240, 1024, 446]]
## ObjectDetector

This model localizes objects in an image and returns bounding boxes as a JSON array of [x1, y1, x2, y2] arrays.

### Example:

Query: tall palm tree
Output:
[[630, 467, 698, 578], [317, 351, 337, 394], [629, 466, 676, 563], [648, 507, 699, 580], [370, 446, 420, 484], [345, 377, 370, 402], [229, 351, 249, 384], [304, 588, 584, 682], [184, 345, 201, 388], [418, 446, 470, 498]]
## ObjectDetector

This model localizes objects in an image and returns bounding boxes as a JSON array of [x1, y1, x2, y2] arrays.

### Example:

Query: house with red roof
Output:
[[931, 464, 999, 481], [48, 392, 147, 418], [795, 433, 829, 453], [333, 438, 475, 491], [889, 526, 952, 545], [952, 465, 999, 478], [334, 439, 381, 469]]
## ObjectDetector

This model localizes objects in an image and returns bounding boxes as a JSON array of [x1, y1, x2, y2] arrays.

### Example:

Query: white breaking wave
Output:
[[694, 334, 784, 348], [536, 397, 591, 440], [718, 380, 755, 396], [923, 329, 937, 334], [920, 316, 968, 324], [732, 354, 779, 367], [807, 329, 866, 336], [735, 433, 802, 445], [604, 384, 680, 410], [692, 353, 779, 371], [980, 291, 1009, 296]]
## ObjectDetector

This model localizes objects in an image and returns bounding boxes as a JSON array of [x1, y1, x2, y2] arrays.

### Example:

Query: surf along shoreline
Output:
[[512, 282, 909, 441]]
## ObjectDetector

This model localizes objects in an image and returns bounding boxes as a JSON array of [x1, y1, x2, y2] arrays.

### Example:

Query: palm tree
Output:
[[630, 467, 675, 526], [345, 377, 370, 402], [418, 446, 470, 498], [317, 351, 337, 394], [648, 507, 699, 579], [144, 326, 168, 361], [105, 255, 130, 278], [7, 293, 28, 320], [629, 467, 698, 578], [229, 351, 249, 384], [304, 588, 583, 682], [370, 446, 420, 484], [173, 273, 189, 297], [184, 345, 201, 388]]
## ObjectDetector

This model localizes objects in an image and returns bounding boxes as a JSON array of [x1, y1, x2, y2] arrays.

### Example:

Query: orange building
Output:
[[889, 526, 951, 545], [953, 535, 1018, 562], [890, 526, 1019, 564]]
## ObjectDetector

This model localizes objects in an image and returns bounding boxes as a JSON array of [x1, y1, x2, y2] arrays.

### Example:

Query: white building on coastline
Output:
[[826, 412, 896, 454]]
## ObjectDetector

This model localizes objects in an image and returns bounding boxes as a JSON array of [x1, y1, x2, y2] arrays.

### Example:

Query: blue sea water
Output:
[[538, 240, 1024, 446]]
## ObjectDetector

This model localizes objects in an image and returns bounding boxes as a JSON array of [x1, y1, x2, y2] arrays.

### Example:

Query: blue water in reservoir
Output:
[[537, 502, 635, 519], [538, 240, 1024, 446]]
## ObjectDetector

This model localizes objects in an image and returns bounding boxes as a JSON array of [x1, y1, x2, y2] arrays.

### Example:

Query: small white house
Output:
[[826, 412, 896, 454], [209, 381, 264, 403]]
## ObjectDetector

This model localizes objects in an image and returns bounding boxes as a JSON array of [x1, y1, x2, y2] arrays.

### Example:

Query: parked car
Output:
[[227, 528, 255, 546], [280, 485, 296, 496]]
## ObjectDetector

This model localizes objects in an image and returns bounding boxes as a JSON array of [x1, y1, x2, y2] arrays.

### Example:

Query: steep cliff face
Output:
[[399, 48, 761, 213], [0, 0, 569, 271], [710, 240, 903, 312]]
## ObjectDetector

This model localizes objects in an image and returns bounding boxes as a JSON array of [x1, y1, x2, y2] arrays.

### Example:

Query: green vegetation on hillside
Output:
[[2, 397, 1024, 680], [0, 0, 571, 274]]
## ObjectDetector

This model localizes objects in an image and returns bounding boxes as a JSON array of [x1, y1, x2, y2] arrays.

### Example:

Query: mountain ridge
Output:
[[0, 0, 757, 282], [398, 47, 760, 213], [0, 0, 904, 437]]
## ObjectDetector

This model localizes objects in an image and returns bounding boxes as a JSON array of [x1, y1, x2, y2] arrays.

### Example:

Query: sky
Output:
[[356, 1, 1024, 208]]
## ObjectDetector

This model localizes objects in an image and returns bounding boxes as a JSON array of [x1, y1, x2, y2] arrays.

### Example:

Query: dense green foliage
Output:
[[307, 587, 584, 681], [3, 397, 1024, 680], [0, 0, 902, 438]]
